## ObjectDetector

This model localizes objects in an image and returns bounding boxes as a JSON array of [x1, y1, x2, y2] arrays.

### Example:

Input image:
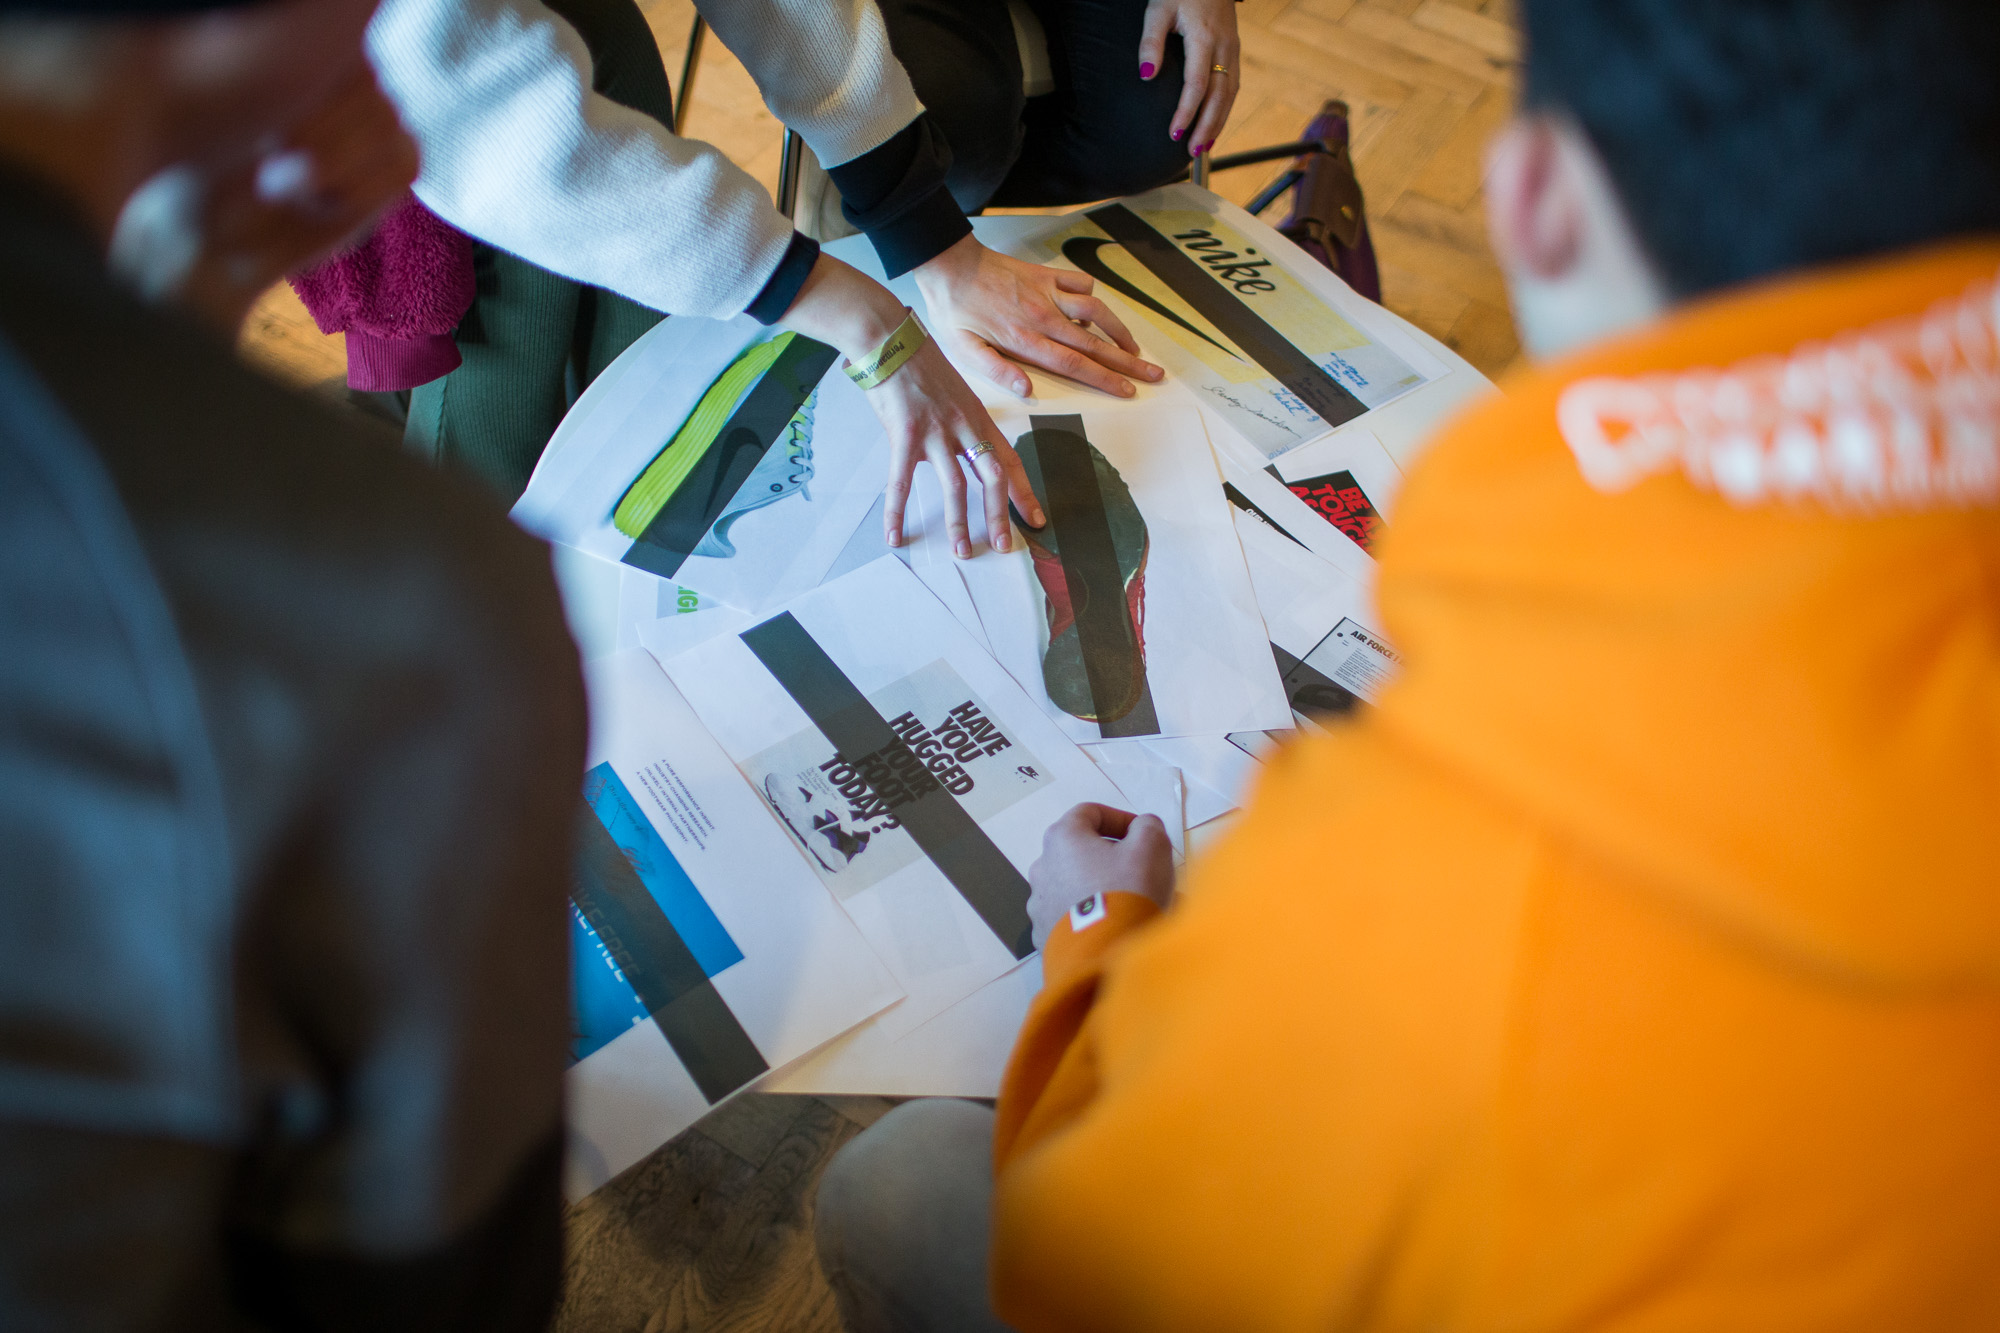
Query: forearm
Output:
[[773, 251, 908, 361], [368, 0, 797, 320], [691, 0, 922, 169]]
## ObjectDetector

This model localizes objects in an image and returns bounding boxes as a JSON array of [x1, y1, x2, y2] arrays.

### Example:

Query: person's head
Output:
[[0, 0, 415, 326], [1486, 0, 2000, 360]]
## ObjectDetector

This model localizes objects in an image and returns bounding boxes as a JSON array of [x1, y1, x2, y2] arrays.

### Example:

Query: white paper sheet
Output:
[[567, 651, 902, 1197], [631, 493, 994, 665], [1268, 427, 1406, 521], [658, 556, 1127, 1093], [1086, 752, 1188, 862], [824, 490, 994, 654], [1011, 184, 1446, 460], [938, 396, 1291, 743], [1207, 410, 1379, 587], [763, 956, 1045, 1098], [513, 315, 887, 614], [1127, 514, 1403, 817], [1226, 511, 1388, 765], [551, 544, 626, 664], [615, 567, 721, 650]]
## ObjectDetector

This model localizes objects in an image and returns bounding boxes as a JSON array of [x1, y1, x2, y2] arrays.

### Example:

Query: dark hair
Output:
[[1522, 0, 2000, 297]]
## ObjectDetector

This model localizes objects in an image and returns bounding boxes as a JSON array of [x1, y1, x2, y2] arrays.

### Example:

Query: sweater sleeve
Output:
[[689, 0, 927, 169], [367, 0, 799, 321], [825, 116, 971, 279], [991, 892, 1162, 1170], [694, 0, 971, 276]]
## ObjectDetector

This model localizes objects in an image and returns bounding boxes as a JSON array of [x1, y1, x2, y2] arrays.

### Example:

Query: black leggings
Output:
[[874, 0, 1195, 210]]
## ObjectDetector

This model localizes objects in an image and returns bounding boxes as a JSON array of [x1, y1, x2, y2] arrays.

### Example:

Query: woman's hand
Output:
[[1139, 0, 1242, 157], [913, 234, 1163, 398], [779, 252, 1045, 557], [1026, 804, 1176, 950]]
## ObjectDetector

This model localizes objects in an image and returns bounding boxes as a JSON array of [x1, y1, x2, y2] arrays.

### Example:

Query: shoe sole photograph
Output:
[[1008, 414, 1161, 737], [612, 331, 838, 579]]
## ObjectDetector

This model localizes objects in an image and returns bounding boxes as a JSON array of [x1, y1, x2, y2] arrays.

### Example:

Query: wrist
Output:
[[779, 253, 906, 361], [912, 231, 982, 295]]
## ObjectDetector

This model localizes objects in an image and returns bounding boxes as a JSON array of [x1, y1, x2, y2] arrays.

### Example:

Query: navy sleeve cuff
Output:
[[827, 116, 973, 279], [744, 231, 821, 324]]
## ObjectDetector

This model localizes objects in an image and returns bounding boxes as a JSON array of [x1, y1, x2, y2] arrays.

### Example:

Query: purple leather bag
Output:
[[1275, 100, 1383, 304]]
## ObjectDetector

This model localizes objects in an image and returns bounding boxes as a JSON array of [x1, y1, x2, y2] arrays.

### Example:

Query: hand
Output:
[[197, 63, 418, 330], [913, 234, 1163, 398], [1138, 0, 1242, 157], [1027, 804, 1175, 950], [779, 252, 1046, 556]]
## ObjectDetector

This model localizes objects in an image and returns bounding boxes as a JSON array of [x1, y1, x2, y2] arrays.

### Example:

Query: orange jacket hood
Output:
[[1374, 240, 2000, 990]]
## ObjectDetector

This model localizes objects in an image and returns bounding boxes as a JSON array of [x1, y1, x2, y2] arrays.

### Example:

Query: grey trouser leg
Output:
[[814, 1100, 1017, 1333]]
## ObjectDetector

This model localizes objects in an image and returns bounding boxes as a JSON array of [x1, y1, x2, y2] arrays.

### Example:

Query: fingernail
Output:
[[1147, 365, 1165, 380], [995, 531, 1012, 553], [1171, 128, 1184, 141], [1120, 382, 1136, 397], [887, 530, 902, 547], [1014, 378, 1030, 396], [1198, 141, 1214, 155], [956, 538, 972, 559], [1139, 60, 1156, 78], [1031, 505, 1047, 526]]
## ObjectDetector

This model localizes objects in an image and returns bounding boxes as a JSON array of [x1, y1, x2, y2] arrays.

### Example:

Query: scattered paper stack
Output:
[[512, 189, 1479, 1196]]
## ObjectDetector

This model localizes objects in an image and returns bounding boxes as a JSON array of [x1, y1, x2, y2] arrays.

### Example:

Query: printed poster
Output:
[[1022, 184, 1444, 460], [651, 556, 1128, 1090], [1138, 511, 1404, 813], [1224, 511, 1401, 758], [935, 395, 1293, 744], [749, 659, 1053, 898], [513, 314, 887, 614], [1264, 428, 1406, 560], [566, 651, 900, 1197]]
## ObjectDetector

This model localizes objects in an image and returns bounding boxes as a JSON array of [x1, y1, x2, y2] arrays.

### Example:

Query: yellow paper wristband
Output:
[[844, 310, 927, 390]]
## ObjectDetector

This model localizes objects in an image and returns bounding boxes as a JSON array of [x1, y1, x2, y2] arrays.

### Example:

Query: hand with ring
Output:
[[1138, 0, 1241, 157], [779, 252, 1044, 558]]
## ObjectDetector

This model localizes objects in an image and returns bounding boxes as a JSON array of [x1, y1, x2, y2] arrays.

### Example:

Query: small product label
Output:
[[1068, 894, 1106, 933], [1325, 618, 1400, 705]]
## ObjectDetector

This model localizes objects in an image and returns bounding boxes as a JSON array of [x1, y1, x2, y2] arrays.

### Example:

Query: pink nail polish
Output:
[[1198, 141, 1214, 155], [1139, 60, 1156, 78], [1171, 128, 1184, 141]]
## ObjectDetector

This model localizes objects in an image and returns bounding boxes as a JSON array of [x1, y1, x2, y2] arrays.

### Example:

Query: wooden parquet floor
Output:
[[233, 3, 1520, 1327]]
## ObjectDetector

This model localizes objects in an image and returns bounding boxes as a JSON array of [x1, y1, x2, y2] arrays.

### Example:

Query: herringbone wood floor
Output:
[[237, 3, 1520, 1327]]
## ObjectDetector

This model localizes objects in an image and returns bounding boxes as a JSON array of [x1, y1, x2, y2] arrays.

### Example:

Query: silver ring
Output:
[[963, 440, 997, 462]]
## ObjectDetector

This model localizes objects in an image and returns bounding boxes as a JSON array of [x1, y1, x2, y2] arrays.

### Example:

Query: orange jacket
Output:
[[991, 241, 2000, 1331]]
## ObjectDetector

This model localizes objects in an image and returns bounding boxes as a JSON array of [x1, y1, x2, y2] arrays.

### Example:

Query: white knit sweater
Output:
[[367, 0, 924, 320]]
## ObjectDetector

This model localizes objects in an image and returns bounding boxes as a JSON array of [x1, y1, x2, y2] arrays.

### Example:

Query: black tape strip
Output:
[[1019, 416, 1160, 738], [623, 336, 840, 579], [571, 807, 769, 1102], [740, 614, 1036, 958], [1223, 482, 1306, 549], [1085, 204, 1366, 429]]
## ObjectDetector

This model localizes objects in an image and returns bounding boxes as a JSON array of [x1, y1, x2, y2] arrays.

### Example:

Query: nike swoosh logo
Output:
[[702, 425, 770, 521], [1062, 237, 1245, 360]]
